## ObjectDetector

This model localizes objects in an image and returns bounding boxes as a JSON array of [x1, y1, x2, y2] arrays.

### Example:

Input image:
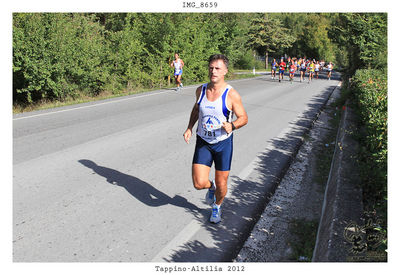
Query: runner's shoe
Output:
[[205, 180, 216, 205], [210, 203, 221, 223]]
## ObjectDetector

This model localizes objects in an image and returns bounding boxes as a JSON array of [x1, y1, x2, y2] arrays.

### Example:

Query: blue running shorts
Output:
[[193, 135, 233, 171]]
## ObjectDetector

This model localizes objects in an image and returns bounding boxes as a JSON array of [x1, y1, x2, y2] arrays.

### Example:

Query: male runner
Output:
[[327, 62, 333, 80], [183, 54, 248, 223], [315, 61, 320, 79], [308, 60, 315, 83], [286, 57, 291, 72], [170, 53, 184, 91], [320, 60, 325, 71], [271, 58, 277, 80], [299, 58, 306, 82], [278, 58, 286, 83], [289, 60, 296, 83]]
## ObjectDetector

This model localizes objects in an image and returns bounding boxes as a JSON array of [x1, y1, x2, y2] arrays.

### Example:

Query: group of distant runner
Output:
[[270, 57, 334, 83], [171, 53, 334, 91]]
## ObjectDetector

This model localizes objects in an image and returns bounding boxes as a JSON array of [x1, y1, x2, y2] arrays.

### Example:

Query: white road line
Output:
[[13, 90, 170, 121], [13, 77, 263, 121]]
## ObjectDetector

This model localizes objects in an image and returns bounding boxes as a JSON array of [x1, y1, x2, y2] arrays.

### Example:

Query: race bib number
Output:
[[202, 123, 222, 137], [200, 115, 223, 139]]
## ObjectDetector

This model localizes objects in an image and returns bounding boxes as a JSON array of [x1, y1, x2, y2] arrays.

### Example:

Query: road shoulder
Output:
[[236, 84, 345, 262]]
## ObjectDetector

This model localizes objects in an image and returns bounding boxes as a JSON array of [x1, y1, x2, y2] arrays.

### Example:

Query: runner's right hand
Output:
[[183, 129, 192, 144]]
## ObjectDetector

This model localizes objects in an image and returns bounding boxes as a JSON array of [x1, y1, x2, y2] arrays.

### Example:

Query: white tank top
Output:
[[196, 83, 233, 144], [173, 59, 182, 72]]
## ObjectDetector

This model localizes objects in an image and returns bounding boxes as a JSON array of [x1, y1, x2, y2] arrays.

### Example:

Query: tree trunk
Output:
[[265, 51, 268, 70]]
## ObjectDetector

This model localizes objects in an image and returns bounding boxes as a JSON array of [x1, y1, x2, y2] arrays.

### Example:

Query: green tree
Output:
[[272, 13, 308, 58], [329, 13, 387, 74], [247, 14, 295, 69], [276, 13, 336, 61], [302, 14, 334, 61]]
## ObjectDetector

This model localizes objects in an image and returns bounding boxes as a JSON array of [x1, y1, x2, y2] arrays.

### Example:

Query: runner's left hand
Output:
[[222, 122, 233, 134]]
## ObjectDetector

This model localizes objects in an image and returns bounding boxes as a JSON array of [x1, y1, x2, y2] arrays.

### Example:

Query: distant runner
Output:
[[327, 62, 333, 80], [289, 61, 296, 83], [320, 60, 325, 71], [286, 57, 291, 73], [271, 58, 278, 80], [315, 61, 320, 79], [308, 60, 315, 83], [295, 58, 300, 72], [278, 58, 286, 83], [170, 53, 184, 91], [299, 58, 307, 83]]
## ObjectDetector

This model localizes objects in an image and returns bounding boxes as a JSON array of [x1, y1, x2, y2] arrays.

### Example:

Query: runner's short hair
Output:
[[208, 54, 229, 69]]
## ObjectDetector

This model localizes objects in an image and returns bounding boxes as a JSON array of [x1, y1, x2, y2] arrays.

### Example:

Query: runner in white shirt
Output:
[[299, 58, 307, 83], [170, 53, 184, 91], [183, 54, 248, 223], [327, 62, 333, 80], [315, 61, 321, 79]]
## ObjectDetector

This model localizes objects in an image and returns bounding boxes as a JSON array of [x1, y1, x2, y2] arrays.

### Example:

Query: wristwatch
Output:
[[231, 122, 236, 131]]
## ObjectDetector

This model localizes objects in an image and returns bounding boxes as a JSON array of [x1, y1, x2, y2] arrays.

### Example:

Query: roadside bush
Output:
[[234, 50, 266, 70], [351, 69, 387, 217], [235, 50, 256, 70], [13, 13, 110, 104]]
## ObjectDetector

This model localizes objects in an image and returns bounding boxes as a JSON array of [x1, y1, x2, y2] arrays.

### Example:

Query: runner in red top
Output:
[[278, 58, 286, 82]]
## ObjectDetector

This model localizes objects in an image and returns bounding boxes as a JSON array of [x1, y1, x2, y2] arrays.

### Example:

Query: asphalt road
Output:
[[13, 71, 341, 262]]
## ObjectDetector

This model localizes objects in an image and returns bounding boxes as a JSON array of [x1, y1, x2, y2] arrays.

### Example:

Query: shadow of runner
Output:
[[78, 159, 202, 216]]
